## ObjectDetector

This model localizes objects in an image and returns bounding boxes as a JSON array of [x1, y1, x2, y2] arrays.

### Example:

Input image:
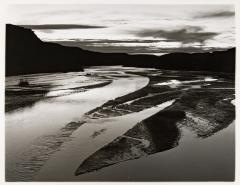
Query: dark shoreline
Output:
[[6, 24, 235, 76]]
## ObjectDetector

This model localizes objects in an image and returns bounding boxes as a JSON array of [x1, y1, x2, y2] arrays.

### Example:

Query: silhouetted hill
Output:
[[6, 24, 86, 76], [151, 48, 235, 73], [6, 24, 235, 76]]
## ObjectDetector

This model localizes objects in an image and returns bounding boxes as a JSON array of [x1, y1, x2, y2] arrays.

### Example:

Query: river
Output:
[[5, 66, 235, 181], [6, 66, 152, 180]]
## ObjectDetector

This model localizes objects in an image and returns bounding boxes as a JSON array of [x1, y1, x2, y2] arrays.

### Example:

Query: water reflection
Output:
[[75, 108, 183, 176], [6, 67, 150, 181], [74, 122, 234, 181], [35, 101, 175, 181]]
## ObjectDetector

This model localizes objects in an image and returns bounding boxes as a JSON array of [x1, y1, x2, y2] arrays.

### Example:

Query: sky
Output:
[[7, 4, 235, 55]]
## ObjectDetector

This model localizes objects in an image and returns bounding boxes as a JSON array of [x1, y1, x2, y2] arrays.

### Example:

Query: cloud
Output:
[[56, 40, 231, 54], [65, 39, 167, 44], [19, 24, 107, 29], [28, 9, 87, 16], [135, 26, 218, 44], [36, 29, 54, 33], [195, 11, 235, 18]]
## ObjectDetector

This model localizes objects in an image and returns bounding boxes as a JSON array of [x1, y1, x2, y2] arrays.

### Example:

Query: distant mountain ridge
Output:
[[6, 24, 235, 76]]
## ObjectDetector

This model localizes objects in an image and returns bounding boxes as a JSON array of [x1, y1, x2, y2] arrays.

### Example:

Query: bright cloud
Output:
[[7, 4, 235, 54]]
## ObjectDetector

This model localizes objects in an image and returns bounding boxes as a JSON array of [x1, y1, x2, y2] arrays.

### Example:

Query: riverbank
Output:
[[5, 72, 111, 112]]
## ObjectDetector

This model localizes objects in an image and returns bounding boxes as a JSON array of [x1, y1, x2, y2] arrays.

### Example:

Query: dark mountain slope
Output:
[[6, 24, 235, 76], [6, 24, 86, 76]]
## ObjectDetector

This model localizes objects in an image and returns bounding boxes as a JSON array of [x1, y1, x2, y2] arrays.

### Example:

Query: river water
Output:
[[5, 66, 235, 181], [70, 121, 234, 181], [6, 66, 151, 181]]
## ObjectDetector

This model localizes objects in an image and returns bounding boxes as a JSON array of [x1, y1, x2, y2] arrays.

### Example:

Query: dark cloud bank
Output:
[[195, 10, 235, 18], [135, 26, 218, 44], [19, 24, 107, 29]]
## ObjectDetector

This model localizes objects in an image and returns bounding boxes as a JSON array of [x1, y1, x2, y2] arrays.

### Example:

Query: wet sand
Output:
[[73, 121, 234, 181]]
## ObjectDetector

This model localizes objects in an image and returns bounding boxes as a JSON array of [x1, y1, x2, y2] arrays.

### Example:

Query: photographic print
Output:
[[5, 3, 235, 181]]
